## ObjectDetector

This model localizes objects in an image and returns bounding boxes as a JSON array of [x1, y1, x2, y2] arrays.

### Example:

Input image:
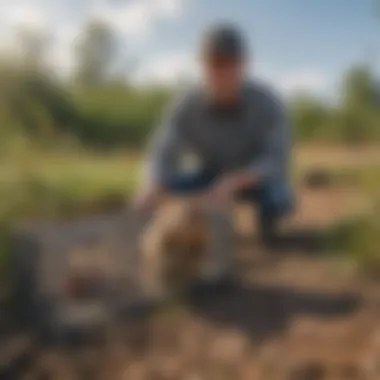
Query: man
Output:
[[135, 23, 293, 261]]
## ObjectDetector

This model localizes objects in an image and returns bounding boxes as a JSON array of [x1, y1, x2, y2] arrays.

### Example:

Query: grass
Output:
[[327, 209, 380, 279], [1, 144, 377, 220], [0, 145, 380, 299], [320, 163, 380, 279], [0, 151, 142, 300], [0, 152, 142, 220]]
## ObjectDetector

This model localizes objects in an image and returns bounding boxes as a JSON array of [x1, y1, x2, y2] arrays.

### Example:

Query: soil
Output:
[[2, 184, 380, 380]]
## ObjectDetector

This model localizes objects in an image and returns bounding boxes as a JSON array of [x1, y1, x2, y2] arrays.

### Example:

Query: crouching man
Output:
[[135, 23, 294, 286]]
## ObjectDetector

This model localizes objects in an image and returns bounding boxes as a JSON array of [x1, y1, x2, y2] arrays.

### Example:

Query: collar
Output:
[[201, 81, 248, 112]]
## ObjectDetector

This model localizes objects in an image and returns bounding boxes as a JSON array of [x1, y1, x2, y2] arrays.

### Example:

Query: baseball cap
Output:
[[201, 23, 247, 61]]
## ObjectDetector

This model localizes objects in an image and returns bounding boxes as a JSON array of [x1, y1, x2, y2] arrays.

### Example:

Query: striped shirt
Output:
[[145, 80, 291, 186]]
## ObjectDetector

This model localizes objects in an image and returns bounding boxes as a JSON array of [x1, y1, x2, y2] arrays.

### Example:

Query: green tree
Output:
[[72, 82, 170, 147], [74, 20, 119, 87], [337, 65, 380, 144], [15, 26, 51, 72], [342, 66, 375, 108], [291, 94, 331, 141]]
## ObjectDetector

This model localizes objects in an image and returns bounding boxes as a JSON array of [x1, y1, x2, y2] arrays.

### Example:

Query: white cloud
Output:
[[0, 0, 188, 76], [91, 0, 185, 39], [0, 0, 49, 32], [47, 24, 81, 75], [275, 69, 328, 96], [155, 0, 182, 15], [255, 62, 329, 97], [92, 1, 152, 38], [7, 5, 48, 31], [136, 54, 330, 98], [0, 0, 333, 98], [134, 50, 198, 84], [0, 1, 48, 48]]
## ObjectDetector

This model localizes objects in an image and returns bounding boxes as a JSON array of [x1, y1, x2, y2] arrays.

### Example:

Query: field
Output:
[[1, 144, 379, 221], [1, 145, 380, 379], [0, 144, 379, 287]]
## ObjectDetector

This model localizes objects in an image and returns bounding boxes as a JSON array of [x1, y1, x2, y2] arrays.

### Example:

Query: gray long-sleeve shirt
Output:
[[145, 80, 291, 186]]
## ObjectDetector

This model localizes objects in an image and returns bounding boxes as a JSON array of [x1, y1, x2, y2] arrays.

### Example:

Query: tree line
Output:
[[0, 20, 379, 155]]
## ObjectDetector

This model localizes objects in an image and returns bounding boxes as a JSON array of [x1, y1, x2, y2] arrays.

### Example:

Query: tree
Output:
[[74, 20, 119, 87], [337, 65, 380, 144], [342, 66, 375, 109], [15, 26, 51, 72], [291, 94, 331, 141]]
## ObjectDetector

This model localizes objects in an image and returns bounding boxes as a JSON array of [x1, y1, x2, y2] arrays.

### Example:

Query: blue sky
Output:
[[140, 0, 379, 97], [1, 0, 378, 97]]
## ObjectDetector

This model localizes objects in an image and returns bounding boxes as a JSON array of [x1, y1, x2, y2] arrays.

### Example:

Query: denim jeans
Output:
[[162, 168, 294, 240]]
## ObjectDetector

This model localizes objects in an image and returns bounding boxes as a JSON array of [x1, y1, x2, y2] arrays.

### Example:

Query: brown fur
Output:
[[140, 199, 210, 298]]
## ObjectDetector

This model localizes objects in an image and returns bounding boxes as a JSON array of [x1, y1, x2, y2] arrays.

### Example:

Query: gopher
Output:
[[140, 199, 210, 299]]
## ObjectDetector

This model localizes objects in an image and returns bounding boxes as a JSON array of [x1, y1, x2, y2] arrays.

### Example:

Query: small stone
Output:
[[288, 361, 328, 380], [183, 374, 204, 380], [339, 364, 362, 379], [179, 320, 206, 357], [123, 362, 147, 380], [238, 358, 262, 380], [158, 356, 185, 380], [209, 330, 249, 364]]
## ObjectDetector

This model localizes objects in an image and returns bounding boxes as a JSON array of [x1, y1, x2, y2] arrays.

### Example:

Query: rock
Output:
[[209, 330, 250, 365], [122, 361, 147, 380], [268, 312, 380, 379], [303, 169, 333, 189], [153, 355, 185, 380], [238, 357, 262, 380], [179, 318, 211, 362], [287, 361, 328, 380], [0, 333, 36, 380]]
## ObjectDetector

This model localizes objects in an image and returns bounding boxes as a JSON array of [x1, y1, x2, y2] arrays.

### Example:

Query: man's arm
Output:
[[246, 94, 290, 183], [144, 103, 184, 186], [211, 92, 290, 201], [136, 93, 190, 208]]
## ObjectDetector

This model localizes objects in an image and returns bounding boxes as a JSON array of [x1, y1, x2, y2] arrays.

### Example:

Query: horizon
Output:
[[0, 0, 379, 100]]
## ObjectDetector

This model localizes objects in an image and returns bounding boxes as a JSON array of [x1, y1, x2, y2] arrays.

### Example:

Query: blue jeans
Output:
[[163, 168, 293, 237]]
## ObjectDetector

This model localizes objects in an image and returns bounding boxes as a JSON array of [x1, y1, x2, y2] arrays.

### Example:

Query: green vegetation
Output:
[[345, 212, 380, 278], [328, 209, 380, 279], [0, 19, 379, 296], [324, 164, 380, 278], [1, 153, 141, 219], [0, 152, 142, 299], [291, 66, 380, 144], [1, 20, 379, 152]]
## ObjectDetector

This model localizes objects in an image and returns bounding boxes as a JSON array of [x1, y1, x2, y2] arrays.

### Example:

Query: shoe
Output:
[[212, 273, 240, 295], [262, 233, 281, 250], [260, 215, 281, 249], [187, 273, 239, 302]]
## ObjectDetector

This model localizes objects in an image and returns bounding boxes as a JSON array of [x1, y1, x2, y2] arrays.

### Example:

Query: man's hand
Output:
[[207, 171, 259, 205], [133, 183, 163, 212]]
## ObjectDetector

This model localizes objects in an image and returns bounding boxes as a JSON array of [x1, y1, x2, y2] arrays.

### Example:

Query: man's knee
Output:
[[261, 181, 294, 218], [162, 169, 218, 195], [237, 181, 294, 219]]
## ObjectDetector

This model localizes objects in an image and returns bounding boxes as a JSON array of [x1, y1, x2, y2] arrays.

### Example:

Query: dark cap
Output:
[[201, 23, 247, 60]]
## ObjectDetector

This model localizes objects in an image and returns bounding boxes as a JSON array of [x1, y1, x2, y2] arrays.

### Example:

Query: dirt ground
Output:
[[3, 148, 380, 380], [5, 192, 377, 379]]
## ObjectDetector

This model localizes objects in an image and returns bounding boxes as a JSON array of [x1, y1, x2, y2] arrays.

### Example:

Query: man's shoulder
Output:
[[244, 79, 285, 113], [170, 85, 204, 112], [171, 80, 285, 115], [179, 81, 283, 104]]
